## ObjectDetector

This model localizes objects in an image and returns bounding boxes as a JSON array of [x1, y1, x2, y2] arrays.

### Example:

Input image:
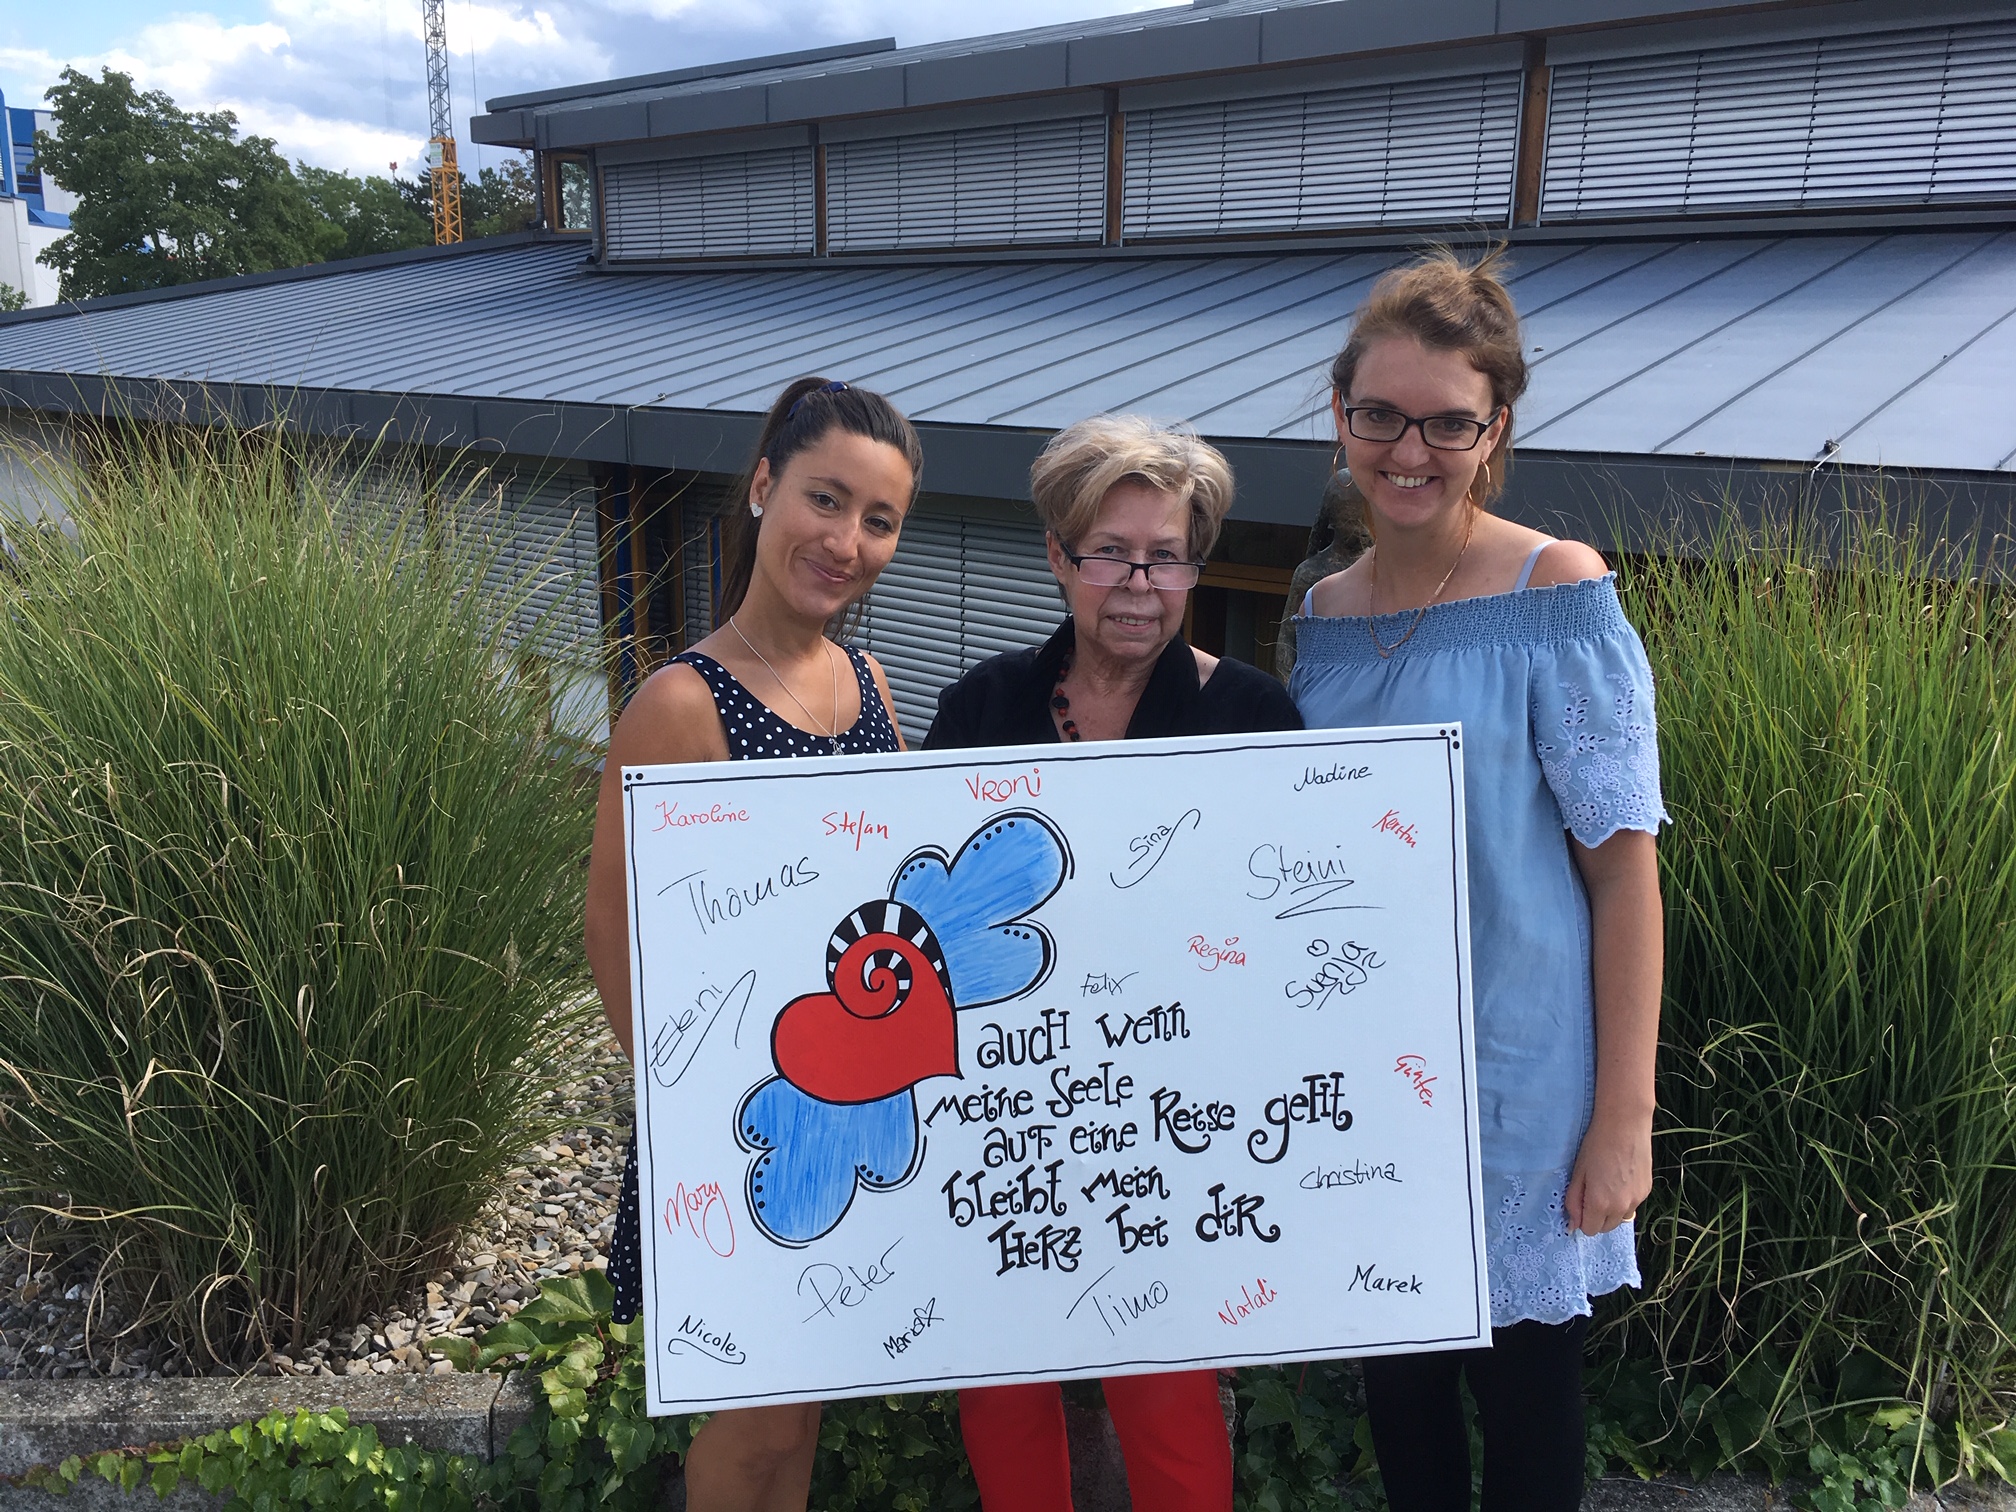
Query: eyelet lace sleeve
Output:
[[1530, 611, 1671, 849], [1487, 1169, 1641, 1326]]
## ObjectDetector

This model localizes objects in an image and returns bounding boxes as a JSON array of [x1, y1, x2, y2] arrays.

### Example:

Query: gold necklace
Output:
[[728, 616, 842, 753], [1366, 512, 1475, 659]]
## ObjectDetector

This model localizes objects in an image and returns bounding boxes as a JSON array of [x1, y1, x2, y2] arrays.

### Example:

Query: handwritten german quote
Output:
[[622, 726, 1484, 1413]]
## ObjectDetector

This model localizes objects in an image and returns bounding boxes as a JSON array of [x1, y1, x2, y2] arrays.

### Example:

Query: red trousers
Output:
[[959, 1371, 1233, 1512]]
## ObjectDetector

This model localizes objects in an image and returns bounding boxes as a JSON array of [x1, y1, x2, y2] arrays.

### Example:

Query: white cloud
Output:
[[5, 0, 1172, 178], [0, 45, 64, 85], [226, 102, 425, 177], [97, 17, 292, 102]]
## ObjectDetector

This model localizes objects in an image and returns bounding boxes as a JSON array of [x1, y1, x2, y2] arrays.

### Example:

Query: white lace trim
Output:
[[1535, 667, 1669, 848], [1486, 1169, 1641, 1328]]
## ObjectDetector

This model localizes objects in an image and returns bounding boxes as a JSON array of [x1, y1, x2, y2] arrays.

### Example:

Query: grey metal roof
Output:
[[536, 0, 1313, 109], [474, 0, 1814, 150], [485, 40, 897, 113], [3, 234, 2010, 475]]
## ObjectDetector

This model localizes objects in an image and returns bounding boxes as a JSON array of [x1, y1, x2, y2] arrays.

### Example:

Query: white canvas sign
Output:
[[622, 726, 1483, 1414]]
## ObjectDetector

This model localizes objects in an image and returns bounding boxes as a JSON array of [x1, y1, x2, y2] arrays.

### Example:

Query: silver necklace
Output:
[[728, 616, 842, 754]]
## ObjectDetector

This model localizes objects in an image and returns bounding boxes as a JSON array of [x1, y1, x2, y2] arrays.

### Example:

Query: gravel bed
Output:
[[1, 1035, 633, 1382]]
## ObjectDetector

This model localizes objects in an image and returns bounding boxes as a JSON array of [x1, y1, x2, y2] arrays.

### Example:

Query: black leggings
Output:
[[1362, 1317, 1589, 1512]]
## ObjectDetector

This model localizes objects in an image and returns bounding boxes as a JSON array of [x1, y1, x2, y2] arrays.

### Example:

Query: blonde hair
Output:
[[1029, 415, 1235, 559], [1330, 246, 1527, 509]]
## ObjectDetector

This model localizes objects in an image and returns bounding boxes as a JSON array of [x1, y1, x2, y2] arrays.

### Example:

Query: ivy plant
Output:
[[432, 1270, 695, 1511], [11, 1410, 473, 1511], [11, 1274, 2016, 1512]]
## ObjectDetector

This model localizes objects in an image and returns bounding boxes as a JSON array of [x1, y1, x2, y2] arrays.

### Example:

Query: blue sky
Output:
[[3, 0, 270, 64], [0, 0, 1165, 179]]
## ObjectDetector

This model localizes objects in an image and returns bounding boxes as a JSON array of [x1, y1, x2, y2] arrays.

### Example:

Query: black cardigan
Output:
[[921, 618, 1303, 749]]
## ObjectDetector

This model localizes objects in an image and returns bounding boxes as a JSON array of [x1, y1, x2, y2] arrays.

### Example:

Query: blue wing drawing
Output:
[[733, 809, 1071, 1249], [890, 810, 1072, 1009], [736, 1076, 921, 1246]]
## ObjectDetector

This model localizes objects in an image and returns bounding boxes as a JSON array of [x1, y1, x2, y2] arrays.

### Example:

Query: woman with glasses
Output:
[[922, 413, 1298, 1512], [1291, 249, 1667, 1512], [923, 413, 1298, 752]]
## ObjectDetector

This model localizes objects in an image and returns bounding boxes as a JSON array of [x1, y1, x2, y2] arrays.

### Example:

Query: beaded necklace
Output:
[[1050, 653, 1082, 741]]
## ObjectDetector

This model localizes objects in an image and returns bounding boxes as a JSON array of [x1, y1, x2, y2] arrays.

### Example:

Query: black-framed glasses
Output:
[[1062, 548, 1206, 591], [1341, 405, 1503, 452]]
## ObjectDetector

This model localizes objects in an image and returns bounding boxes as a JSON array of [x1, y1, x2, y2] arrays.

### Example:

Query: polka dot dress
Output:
[[677, 645, 899, 762], [607, 643, 899, 1325]]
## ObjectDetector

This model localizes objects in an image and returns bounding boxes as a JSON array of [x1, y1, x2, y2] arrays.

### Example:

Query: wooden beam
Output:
[[814, 138, 829, 255], [1513, 37, 1551, 229], [1199, 561, 1295, 595], [628, 472, 655, 678], [1104, 105, 1126, 247], [595, 470, 624, 716], [668, 490, 689, 654]]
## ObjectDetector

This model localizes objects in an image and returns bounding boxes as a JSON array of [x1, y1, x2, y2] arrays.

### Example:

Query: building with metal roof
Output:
[[1, 0, 2012, 732]]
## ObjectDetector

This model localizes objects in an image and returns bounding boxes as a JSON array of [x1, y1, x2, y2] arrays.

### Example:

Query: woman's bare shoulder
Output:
[[1307, 561, 1367, 617], [609, 661, 724, 766], [1524, 538, 1610, 589]]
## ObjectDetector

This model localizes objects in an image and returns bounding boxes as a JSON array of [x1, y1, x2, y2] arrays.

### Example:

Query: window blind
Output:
[[321, 456, 426, 555], [681, 510, 718, 648], [445, 463, 604, 664], [1542, 18, 2016, 218], [827, 116, 1108, 251], [603, 146, 815, 259], [854, 504, 1062, 735], [1122, 71, 1522, 239]]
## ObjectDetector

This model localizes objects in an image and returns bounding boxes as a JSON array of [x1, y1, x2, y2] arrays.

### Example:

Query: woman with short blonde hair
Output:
[[1029, 412, 1235, 561], [925, 414, 1288, 750], [922, 415, 1299, 1511]]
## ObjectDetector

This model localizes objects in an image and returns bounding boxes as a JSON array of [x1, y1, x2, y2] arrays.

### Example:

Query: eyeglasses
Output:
[[1341, 405, 1503, 452], [1062, 548, 1205, 591]]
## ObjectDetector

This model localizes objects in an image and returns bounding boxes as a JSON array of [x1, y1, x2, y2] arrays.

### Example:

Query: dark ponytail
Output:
[[715, 377, 924, 626]]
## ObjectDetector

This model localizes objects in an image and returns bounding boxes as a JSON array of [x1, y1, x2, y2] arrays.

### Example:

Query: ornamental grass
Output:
[[0, 423, 597, 1366], [1614, 510, 2016, 1453]]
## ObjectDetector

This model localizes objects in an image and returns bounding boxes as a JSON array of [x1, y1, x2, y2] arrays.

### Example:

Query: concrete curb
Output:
[[1584, 1472, 2016, 1510], [5, 1379, 2010, 1510], [0, 1374, 544, 1509]]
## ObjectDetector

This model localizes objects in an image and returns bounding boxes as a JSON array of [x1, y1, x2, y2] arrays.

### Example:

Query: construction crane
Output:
[[421, 0, 462, 244]]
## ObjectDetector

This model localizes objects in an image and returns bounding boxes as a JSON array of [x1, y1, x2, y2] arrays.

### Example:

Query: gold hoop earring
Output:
[[1331, 441, 1346, 476]]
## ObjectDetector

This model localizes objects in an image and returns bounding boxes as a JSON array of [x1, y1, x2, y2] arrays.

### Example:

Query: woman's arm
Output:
[[1564, 828, 1663, 1236], [584, 665, 726, 1059]]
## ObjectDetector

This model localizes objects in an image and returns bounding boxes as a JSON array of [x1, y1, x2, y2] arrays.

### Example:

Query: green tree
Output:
[[399, 154, 538, 240], [296, 165, 431, 259], [35, 68, 331, 299], [0, 283, 25, 313], [466, 155, 538, 238]]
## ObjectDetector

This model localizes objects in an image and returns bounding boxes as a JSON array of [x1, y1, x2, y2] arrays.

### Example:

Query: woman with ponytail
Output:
[[584, 378, 923, 1512], [1291, 250, 1667, 1511]]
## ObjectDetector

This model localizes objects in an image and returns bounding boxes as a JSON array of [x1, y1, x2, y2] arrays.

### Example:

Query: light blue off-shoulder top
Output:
[[1290, 568, 1669, 1328]]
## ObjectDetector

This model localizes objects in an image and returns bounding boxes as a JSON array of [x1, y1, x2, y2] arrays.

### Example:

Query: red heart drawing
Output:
[[771, 933, 958, 1104]]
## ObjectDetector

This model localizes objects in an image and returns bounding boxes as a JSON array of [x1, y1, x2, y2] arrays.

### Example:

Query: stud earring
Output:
[[750, 503, 763, 517]]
